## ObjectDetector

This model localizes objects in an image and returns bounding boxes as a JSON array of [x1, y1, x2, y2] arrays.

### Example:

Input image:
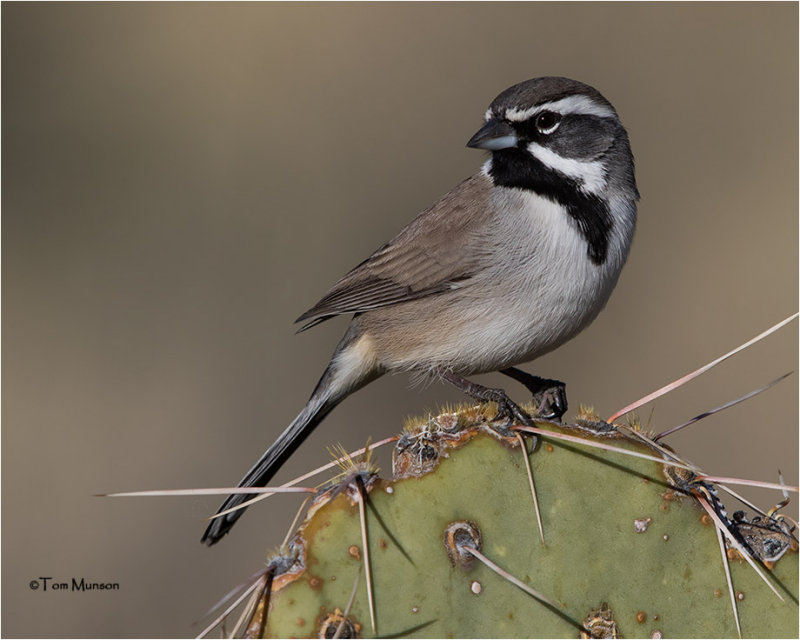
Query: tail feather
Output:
[[201, 324, 381, 546], [201, 387, 335, 546]]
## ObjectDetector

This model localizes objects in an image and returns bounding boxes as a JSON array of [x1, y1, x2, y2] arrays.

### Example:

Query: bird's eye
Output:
[[535, 111, 562, 134]]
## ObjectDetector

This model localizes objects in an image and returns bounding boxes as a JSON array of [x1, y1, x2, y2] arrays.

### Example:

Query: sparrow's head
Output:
[[468, 76, 638, 202], [468, 77, 638, 264]]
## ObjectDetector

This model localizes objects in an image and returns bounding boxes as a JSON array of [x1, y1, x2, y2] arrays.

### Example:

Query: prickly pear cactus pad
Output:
[[244, 406, 798, 639]]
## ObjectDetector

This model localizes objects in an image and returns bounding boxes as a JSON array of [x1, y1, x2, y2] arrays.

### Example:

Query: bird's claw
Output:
[[531, 379, 567, 421], [490, 391, 534, 429]]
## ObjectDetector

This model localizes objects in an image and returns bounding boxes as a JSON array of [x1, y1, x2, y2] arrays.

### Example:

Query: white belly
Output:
[[389, 188, 635, 374]]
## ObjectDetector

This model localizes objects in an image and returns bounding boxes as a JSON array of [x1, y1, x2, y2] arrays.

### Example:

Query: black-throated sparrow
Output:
[[202, 76, 638, 545]]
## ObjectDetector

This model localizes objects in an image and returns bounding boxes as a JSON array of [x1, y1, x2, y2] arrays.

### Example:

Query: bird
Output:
[[202, 76, 639, 545]]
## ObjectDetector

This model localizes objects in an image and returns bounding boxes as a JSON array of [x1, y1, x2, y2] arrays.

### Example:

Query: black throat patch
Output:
[[488, 148, 613, 265]]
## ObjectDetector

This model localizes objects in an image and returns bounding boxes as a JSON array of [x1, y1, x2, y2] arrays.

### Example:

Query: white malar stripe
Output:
[[526, 142, 607, 194], [505, 94, 616, 122]]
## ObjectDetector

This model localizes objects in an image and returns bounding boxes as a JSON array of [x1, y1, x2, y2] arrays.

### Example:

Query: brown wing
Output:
[[296, 174, 491, 331]]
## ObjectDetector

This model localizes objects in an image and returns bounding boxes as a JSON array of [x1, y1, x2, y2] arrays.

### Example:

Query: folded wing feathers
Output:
[[295, 276, 463, 331], [294, 174, 490, 330]]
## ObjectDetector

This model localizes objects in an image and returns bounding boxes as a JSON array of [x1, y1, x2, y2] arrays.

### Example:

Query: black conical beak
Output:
[[466, 119, 518, 151]]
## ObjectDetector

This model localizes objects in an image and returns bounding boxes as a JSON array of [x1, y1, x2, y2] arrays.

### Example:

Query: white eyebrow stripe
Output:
[[484, 108, 494, 122], [526, 142, 607, 194], [505, 94, 617, 122]]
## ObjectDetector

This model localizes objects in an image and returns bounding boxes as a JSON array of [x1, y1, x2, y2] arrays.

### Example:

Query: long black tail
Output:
[[201, 326, 379, 545], [201, 381, 337, 545]]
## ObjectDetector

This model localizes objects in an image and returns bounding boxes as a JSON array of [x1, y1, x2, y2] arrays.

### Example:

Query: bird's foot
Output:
[[488, 390, 534, 429], [439, 370, 533, 436], [530, 379, 567, 421], [499, 369, 567, 421]]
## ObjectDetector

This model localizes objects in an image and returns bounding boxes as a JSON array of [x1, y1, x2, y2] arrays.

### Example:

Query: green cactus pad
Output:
[[257, 410, 798, 638]]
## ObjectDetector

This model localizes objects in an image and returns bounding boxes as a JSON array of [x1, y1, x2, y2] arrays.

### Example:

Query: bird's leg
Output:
[[500, 368, 567, 421], [439, 370, 533, 430]]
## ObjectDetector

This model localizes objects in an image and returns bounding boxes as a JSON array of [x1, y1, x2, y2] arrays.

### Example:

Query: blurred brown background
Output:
[[3, 2, 797, 637]]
